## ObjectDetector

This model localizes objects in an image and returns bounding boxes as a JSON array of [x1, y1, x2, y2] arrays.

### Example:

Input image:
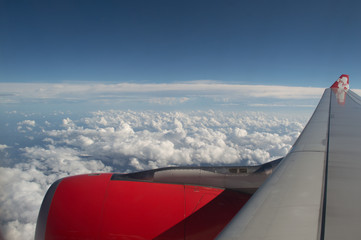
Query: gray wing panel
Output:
[[217, 88, 361, 240], [324, 89, 361, 239], [217, 89, 331, 240]]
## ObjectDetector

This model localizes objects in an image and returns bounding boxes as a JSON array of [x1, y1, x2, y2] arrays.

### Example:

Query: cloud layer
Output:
[[0, 81, 324, 99], [0, 110, 308, 239], [0, 82, 325, 112]]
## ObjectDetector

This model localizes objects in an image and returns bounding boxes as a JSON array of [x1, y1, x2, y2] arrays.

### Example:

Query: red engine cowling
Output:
[[35, 173, 251, 240]]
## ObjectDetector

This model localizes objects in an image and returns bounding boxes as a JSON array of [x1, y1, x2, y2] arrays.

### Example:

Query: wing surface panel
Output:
[[217, 89, 331, 240], [324, 89, 361, 239]]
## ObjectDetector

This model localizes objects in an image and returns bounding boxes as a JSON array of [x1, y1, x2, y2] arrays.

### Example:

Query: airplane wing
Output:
[[217, 74, 361, 240], [35, 75, 359, 240]]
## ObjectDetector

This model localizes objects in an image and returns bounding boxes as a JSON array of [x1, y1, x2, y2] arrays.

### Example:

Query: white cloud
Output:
[[2, 221, 35, 240], [0, 82, 325, 105], [62, 118, 74, 128], [17, 120, 36, 132], [43, 111, 306, 169], [0, 144, 9, 151], [149, 97, 190, 105], [234, 128, 248, 138], [249, 103, 316, 108], [0, 167, 44, 240], [17, 120, 36, 127]]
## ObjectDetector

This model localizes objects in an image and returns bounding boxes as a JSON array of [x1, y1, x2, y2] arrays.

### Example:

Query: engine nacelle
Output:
[[35, 173, 251, 240]]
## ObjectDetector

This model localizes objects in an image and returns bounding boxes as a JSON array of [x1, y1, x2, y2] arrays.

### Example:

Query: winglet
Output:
[[331, 74, 349, 90]]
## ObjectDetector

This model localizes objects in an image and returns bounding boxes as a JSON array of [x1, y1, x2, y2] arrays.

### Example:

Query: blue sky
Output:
[[1, 0, 361, 87]]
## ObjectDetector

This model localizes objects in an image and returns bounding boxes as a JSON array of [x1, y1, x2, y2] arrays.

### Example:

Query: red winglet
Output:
[[331, 74, 349, 90]]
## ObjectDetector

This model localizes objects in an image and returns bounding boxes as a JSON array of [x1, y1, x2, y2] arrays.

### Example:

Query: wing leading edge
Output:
[[218, 74, 361, 240]]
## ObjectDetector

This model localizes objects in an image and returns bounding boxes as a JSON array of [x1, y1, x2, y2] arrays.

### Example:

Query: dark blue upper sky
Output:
[[1, 0, 361, 87]]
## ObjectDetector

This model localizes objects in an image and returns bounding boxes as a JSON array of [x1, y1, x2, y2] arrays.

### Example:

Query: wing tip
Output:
[[331, 74, 349, 90]]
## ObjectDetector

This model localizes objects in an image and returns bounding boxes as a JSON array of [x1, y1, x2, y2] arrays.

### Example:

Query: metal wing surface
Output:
[[217, 74, 361, 240]]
